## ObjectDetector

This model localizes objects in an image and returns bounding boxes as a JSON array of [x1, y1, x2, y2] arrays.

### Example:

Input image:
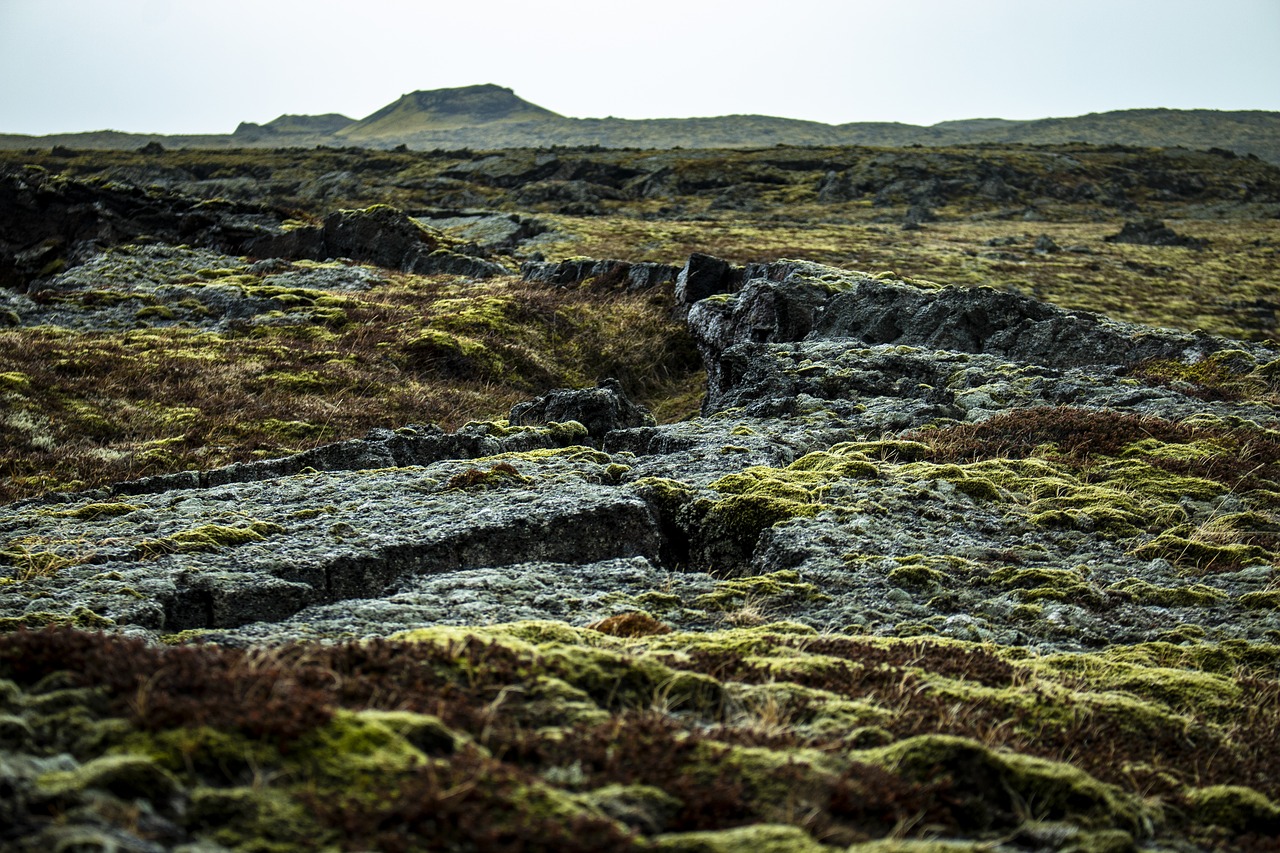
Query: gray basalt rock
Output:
[[1, 447, 664, 633], [3, 254, 1279, 652], [509, 378, 656, 441], [0, 169, 507, 293], [0, 166, 290, 289], [687, 258, 1259, 414], [251, 204, 508, 278], [521, 258, 679, 290], [104, 420, 596, 498], [1105, 218, 1209, 249], [674, 252, 740, 307]]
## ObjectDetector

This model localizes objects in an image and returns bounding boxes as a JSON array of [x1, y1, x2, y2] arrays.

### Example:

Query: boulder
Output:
[[509, 378, 656, 440], [0, 169, 506, 290], [1104, 218, 1208, 248], [521, 258, 679, 290], [0, 166, 289, 288], [252, 204, 508, 277], [685, 256, 1243, 413], [674, 252, 739, 307]]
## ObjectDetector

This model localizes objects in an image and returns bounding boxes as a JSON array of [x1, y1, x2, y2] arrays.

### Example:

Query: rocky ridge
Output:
[[0, 166, 507, 291]]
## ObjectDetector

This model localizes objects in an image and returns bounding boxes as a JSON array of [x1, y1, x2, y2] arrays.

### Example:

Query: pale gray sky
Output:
[[2, 0, 1277, 135]]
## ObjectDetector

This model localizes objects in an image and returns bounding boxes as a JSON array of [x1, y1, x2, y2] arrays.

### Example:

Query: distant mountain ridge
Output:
[[3, 83, 1278, 164]]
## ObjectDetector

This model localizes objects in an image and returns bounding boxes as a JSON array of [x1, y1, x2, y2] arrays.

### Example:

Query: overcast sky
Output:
[[2, 0, 1277, 135]]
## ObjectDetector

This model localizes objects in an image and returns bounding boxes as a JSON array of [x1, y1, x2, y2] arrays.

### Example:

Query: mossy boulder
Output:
[[1184, 785, 1280, 834], [37, 753, 179, 804], [860, 735, 1150, 834]]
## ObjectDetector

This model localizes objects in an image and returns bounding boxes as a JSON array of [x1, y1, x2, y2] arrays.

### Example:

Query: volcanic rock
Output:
[[1104, 218, 1209, 248], [508, 378, 657, 441]]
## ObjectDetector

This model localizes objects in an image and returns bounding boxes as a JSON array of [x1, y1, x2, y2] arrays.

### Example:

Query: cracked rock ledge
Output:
[[4, 257, 1277, 651]]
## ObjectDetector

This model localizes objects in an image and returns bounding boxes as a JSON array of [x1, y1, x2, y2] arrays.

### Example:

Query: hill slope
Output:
[[335, 84, 564, 140], [0, 86, 1277, 164]]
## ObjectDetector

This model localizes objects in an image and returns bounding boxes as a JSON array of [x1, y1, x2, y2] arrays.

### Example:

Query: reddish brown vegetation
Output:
[[587, 611, 673, 638], [911, 406, 1280, 495], [2, 626, 1278, 844]]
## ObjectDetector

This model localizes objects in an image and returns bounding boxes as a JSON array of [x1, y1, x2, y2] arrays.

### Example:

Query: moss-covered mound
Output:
[[2, 624, 1277, 851]]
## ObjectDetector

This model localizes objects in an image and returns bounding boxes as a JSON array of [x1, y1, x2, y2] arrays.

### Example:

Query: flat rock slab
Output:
[[0, 448, 660, 633]]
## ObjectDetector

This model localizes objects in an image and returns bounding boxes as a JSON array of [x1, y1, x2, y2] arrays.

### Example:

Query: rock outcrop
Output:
[[1105, 217, 1210, 248], [0, 167, 506, 291], [509, 378, 657, 441], [250, 204, 508, 277], [521, 257, 680, 290], [686, 259, 1246, 414], [4, 255, 1277, 650]]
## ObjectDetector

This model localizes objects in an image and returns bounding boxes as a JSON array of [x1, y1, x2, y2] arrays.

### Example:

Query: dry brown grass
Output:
[[0, 273, 701, 504]]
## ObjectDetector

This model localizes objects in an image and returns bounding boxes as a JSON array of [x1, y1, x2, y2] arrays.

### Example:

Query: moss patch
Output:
[[137, 521, 286, 559]]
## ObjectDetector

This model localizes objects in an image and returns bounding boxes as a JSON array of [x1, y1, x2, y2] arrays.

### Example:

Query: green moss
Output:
[[122, 726, 280, 784], [0, 371, 32, 393], [634, 591, 684, 611], [540, 643, 722, 712], [401, 328, 504, 377], [1028, 654, 1243, 721], [786, 448, 880, 480], [1107, 578, 1227, 607], [1, 543, 79, 579], [685, 739, 842, 823], [1184, 785, 1280, 833], [698, 493, 817, 561], [1120, 436, 1233, 465], [846, 841, 990, 853], [898, 461, 1002, 500], [428, 294, 516, 335], [357, 709, 473, 757], [1088, 458, 1225, 504], [196, 267, 250, 280], [1237, 590, 1280, 609], [43, 502, 142, 520], [0, 608, 116, 630], [694, 570, 832, 611], [859, 734, 1148, 832], [887, 562, 947, 591], [289, 709, 428, 782], [137, 521, 286, 559], [444, 461, 534, 491], [968, 458, 1187, 536], [135, 305, 177, 321], [1155, 623, 1207, 644], [157, 628, 217, 645], [37, 753, 179, 803], [187, 785, 328, 853], [632, 476, 699, 510], [1134, 349, 1270, 402], [259, 370, 333, 394], [990, 566, 1102, 606], [653, 823, 830, 852], [1130, 529, 1270, 572], [287, 505, 338, 520], [696, 456, 863, 565], [260, 418, 331, 442]]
